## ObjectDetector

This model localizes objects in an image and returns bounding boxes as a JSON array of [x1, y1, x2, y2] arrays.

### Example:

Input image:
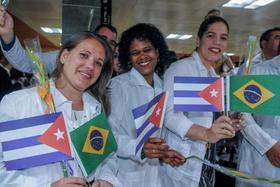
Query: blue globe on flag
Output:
[[89, 130, 104, 151], [243, 85, 262, 104]]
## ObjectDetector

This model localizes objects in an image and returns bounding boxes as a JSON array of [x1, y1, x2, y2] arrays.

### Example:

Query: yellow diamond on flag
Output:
[[233, 80, 274, 109], [82, 126, 109, 155]]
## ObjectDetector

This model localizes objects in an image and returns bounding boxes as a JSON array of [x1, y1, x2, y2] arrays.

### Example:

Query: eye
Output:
[[206, 33, 214, 38], [221, 36, 228, 41], [113, 52, 119, 59], [110, 40, 117, 48], [95, 60, 104, 68], [130, 50, 140, 57], [143, 47, 153, 53], [80, 52, 89, 59]]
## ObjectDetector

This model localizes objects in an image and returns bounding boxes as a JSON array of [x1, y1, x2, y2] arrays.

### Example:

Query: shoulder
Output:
[[0, 87, 40, 121], [250, 62, 274, 75], [165, 56, 196, 77], [2, 87, 37, 102], [108, 72, 131, 88]]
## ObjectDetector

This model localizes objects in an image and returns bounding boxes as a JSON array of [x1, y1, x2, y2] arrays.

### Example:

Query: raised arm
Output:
[[0, 6, 58, 74]]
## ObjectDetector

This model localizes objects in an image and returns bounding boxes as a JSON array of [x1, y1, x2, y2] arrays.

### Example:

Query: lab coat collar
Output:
[[192, 51, 218, 77], [49, 79, 101, 120], [129, 68, 162, 89]]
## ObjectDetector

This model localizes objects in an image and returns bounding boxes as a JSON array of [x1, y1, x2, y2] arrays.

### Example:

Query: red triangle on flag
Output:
[[38, 114, 72, 156], [149, 93, 166, 128], [198, 78, 223, 111]]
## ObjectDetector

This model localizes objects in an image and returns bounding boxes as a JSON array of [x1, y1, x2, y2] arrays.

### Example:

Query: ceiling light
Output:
[[244, 0, 276, 8], [166, 34, 192, 40], [41, 27, 62, 34], [178, 35, 192, 40], [223, 0, 276, 8], [223, 0, 255, 7], [166, 34, 180, 39]]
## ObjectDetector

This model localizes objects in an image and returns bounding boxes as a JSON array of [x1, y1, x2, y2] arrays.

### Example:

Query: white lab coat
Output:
[[0, 80, 120, 187], [0, 37, 58, 74], [237, 55, 280, 187], [108, 68, 163, 187], [161, 51, 217, 187], [237, 53, 265, 75]]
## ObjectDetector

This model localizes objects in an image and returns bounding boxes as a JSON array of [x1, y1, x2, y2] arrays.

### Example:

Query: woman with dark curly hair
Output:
[[108, 23, 185, 186], [118, 23, 171, 78]]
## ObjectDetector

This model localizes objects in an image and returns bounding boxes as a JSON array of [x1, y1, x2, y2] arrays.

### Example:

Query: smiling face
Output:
[[59, 38, 105, 93], [197, 22, 229, 67], [129, 39, 159, 85]]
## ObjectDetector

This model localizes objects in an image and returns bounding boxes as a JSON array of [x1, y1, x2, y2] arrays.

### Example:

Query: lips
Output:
[[78, 70, 92, 80], [209, 47, 221, 53], [138, 60, 151, 67]]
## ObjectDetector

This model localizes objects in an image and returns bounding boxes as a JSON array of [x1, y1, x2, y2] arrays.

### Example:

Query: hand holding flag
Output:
[[133, 92, 168, 157]]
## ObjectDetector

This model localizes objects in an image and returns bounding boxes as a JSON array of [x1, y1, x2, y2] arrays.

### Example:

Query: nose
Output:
[[84, 59, 95, 70], [138, 52, 148, 60], [214, 37, 222, 45]]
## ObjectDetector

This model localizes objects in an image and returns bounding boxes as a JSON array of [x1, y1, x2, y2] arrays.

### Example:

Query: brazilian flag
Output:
[[70, 113, 117, 177], [229, 75, 280, 115]]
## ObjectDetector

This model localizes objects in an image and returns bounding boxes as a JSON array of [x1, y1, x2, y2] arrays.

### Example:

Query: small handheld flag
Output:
[[70, 113, 117, 177], [174, 76, 224, 112], [0, 112, 72, 170], [133, 92, 168, 156], [228, 75, 280, 115]]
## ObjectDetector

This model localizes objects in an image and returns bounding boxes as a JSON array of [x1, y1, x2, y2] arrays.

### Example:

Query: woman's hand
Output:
[[205, 115, 235, 143], [51, 177, 88, 187], [266, 141, 280, 168], [92, 180, 113, 187], [230, 112, 246, 132], [161, 149, 186, 167], [143, 137, 169, 159]]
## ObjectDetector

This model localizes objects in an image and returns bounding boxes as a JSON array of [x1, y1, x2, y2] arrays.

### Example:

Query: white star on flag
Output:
[[156, 107, 161, 116], [210, 89, 218, 97], [53, 128, 65, 140]]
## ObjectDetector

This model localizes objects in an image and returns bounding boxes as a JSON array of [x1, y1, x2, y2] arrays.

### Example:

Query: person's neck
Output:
[[198, 53, 212, 76], [263, 50, 278, 60], [144, 74, 154, 87], [55, 79, 84, 110]]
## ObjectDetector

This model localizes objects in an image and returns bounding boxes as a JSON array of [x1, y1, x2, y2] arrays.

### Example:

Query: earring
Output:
[[61, 60, 64, 64]]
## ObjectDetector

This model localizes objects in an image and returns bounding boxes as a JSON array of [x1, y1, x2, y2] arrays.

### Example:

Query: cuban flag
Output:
[[174, 76, 224, 112], [0, 112, 72, 170], [132, 92, 168, 156]]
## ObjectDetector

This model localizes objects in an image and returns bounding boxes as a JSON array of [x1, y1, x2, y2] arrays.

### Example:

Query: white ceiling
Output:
[[7, 0, 280, 56]]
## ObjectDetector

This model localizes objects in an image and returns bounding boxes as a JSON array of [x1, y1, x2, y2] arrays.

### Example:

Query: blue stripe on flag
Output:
[[174, 90, 200, 97], [5, 152, 72, 170], [132, 93, 164, 119], [135, 125, 159, 155], [136, 119, 149, 137], [174, 104, 219, 112], [174, 76, 218, 84], [2, 135, 41, 151], [0, 112, 61, 132]]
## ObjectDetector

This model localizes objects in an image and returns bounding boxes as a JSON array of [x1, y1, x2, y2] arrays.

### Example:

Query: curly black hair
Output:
[[118, 23, 170, 75]]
